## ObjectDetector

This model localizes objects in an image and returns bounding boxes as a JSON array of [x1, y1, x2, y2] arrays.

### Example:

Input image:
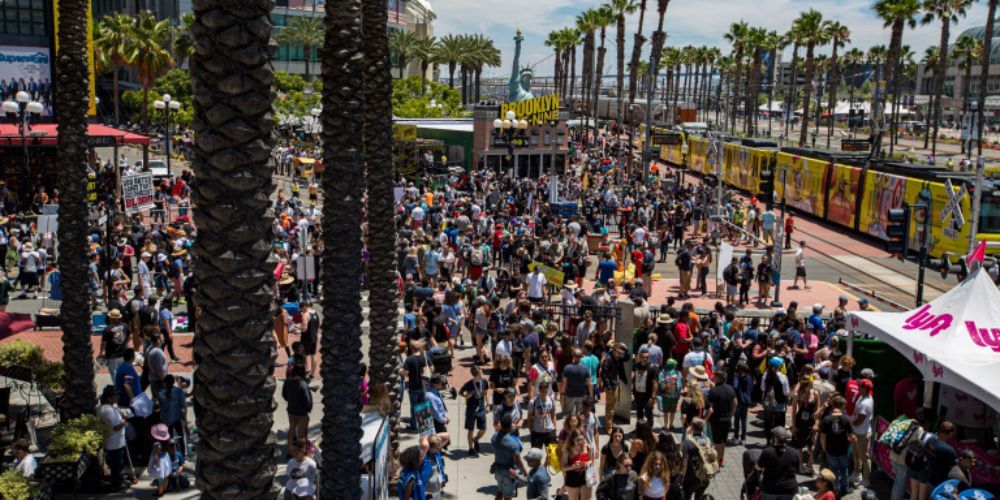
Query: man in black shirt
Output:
[[819, 396, 854, 497], [100, 309, 130, 378], [757, 426, 801, 498], [706, 370, 737, 466], [403, 341, 428, 432], [300, 302, 319, 378], [460, 366, 489, 457], [600, 343, 628, 434], [631, 350, 658, 423]]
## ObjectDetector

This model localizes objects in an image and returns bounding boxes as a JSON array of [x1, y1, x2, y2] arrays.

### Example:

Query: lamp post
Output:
[[2, 91, 43, 201], [547, 119, 560, 204], [493, 110, 528, 178], [310, 107, 322, 143], [153, 94, 180, 178]]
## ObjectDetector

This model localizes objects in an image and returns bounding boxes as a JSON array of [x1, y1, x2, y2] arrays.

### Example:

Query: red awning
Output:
[[0, 123, 150, 146]]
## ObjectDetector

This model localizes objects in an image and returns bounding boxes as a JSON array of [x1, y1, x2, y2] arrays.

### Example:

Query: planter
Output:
[[0, 365, 34, 384], [36, 453, 96, 494]]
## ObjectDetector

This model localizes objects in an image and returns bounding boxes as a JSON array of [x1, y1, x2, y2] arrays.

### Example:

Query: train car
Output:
[[722, 139, 779, 195], [686, 135, 712, 175]]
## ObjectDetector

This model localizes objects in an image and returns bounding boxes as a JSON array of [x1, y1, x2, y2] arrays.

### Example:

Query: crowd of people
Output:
[[387, 135, 980, 500]]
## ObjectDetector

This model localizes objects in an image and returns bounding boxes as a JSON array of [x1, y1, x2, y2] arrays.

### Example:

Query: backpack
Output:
[[659, 370, 681, 399], [688, 435, 720, 482], [763, 374, 787, 412], [471, 247, 485, 266]]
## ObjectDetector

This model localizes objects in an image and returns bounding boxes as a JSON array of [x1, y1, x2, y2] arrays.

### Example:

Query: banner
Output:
[[0, 46, 53, 116], [716, 243, 734, 281], [121, 173, 155, 213], [528, 261, 565, 287]]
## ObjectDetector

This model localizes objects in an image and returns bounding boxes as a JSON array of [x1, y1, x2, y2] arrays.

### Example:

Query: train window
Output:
[[981, 197, 1000, 234]]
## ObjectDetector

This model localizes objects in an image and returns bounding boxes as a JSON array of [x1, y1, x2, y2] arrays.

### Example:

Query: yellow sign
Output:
[[527, 261, 565, 287], [53, 0, 98, 116], [393, 124, 417, 142], [500, 94, 561, 125]]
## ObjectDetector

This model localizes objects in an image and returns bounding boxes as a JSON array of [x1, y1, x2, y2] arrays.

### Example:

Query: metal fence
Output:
[[538, 301, 620, 338]]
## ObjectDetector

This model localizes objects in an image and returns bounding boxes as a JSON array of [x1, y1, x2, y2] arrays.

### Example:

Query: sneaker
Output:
[[171, 357, 183, 363], [468, 448, 478, 458]]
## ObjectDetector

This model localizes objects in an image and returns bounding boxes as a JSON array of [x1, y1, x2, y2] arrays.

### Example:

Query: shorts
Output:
[[726, 284, 738, 296], [20, 271, 38, 287], [659, 396, 680, 412], [433, 420, 448, 434], [709, 419, 731, 445], [528, 296, 544, 304], [494, 470, 518, 497], [465, 412, 487, 431], [796, 266, 807, 278], [302, 341, 317, 355], [529, 431, 556, 449]]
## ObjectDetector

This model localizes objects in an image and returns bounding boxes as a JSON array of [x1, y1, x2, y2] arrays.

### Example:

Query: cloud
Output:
[[430, 0, 991, 79]]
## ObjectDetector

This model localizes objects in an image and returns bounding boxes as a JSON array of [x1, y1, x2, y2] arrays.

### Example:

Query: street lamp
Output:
[[153, 94, 181, 178], [2, 91, 43, 202], [493, 110, 528, 177], [310, 107, 322, 141]]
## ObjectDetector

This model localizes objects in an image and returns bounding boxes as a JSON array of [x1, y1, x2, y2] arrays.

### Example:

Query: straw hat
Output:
[[108, 309, 122, 319], [279, 272, 295, 285], [690, 365, 709, 380], [171, 248, 188, 257]]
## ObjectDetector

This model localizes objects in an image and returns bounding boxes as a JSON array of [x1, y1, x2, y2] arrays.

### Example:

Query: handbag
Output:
[[131, 392, 154, 418], [585, 463, 599, 487]]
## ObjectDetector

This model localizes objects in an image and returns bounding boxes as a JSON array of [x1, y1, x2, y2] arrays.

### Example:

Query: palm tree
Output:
[[414, 35, 436, 94], [187, 0, 278, 497], [921, 46, 941, 148], [435, 34, 465, 88], [825, 21, 851, 147], [890, 45, 917, 149], [783, 26, 805, 139], [470, 35, 501, 102], [273, 23, 298, 72], [975, 0, 997, 157], [361, 0, 401, 453], [609, 0, 638, 122], [744, 29, 767, 135], [954, 34, 984, 154], [96, 13, 135, 127], [592, 5, 615, 138], [867, 44, 889, 128], [173, 11, 196, 68], [319, 0, 366, 497], [285, 16, 324, 82], [795, 10, 829, 146], [129, 11, 174, 151], [567, 28, 582, 101], [577, 9, 600, 137], [873, 0, 922, 143], [627, 0, 650, 105], [389, 29, 422, 79], [660, 47, 678, 121], [646, 0, 672, 110], [546, 30, 564, 97], [922, 0, 973, 155], [55, 0, 95, 422], [724, 21, 750, 133], [763, 31, 784, 135], [457, 35, 476, 105]]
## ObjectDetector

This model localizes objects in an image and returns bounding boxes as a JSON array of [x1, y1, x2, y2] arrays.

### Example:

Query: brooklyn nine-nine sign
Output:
[[500, 95, 561, 125]]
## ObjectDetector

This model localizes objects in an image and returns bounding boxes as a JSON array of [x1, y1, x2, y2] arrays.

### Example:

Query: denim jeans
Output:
[[408, 389, 426, 430], [105, 446, 125, 487], [891, 462, 910, 500], [733, 403, 749, 440], [827, 453, 851, 497]]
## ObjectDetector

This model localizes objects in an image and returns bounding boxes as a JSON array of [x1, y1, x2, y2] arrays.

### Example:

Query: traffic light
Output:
[[886, 206, 910, 257], [758, 169, 774, 204]]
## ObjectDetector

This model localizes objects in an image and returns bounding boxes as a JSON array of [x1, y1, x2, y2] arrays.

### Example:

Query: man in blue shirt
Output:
[[424, 245, 441, 283], [114, 349, 142, 407], [525, 447, 550, 500], [403, 303, 418, 331], [425, 375, 450, 439], [595, 253, 618, 288], [492, 414, 527, 500]]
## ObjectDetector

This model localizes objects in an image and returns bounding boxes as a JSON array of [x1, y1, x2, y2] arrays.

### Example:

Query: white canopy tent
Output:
[[848, 269, 1000, 411]]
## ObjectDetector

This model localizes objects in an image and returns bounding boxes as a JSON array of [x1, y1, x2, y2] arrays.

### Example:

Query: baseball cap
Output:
[[859, 379, 874, 390], [772, 426, 790, 440], [525, 448, 546, 462], [860, 368, 876, 379], [838, 295, 849, 303], [769, 356, 784, 368], [859, 297, 869, 305]]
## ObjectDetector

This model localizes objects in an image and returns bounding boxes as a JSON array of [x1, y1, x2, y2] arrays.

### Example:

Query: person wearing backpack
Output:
[[757, 426, 800, 500], [723, 257, 740, 305], [761, 357, 790, 444], [682, 418, 717, 500]]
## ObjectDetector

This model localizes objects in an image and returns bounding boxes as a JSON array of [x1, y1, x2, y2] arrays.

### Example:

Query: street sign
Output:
[[121, 173, 155, 213]]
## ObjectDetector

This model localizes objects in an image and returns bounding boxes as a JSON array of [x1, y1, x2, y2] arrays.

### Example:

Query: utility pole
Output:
[[644, 72, 655, 182], [969, 156, 985, 254], [772, 166, 787, 308], [914, 204, 930, 306]]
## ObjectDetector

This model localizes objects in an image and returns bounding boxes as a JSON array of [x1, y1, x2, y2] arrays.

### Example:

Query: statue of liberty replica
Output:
[[508, 29, 534, 102]]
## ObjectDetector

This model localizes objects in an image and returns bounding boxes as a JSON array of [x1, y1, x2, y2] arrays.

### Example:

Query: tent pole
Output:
[[847, 329, 855, 357]]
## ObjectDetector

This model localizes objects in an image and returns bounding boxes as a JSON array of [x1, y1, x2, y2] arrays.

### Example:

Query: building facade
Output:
[[916, 19, 1000, 123]]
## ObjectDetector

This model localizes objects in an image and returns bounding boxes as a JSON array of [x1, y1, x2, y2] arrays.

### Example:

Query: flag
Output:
[[967, 240, 987, 266]]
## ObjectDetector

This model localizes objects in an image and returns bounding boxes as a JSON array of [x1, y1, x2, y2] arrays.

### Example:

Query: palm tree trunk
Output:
[[786, 45, 799, 140], [976, 0, 997, 157], [827, 45, 840, 148], [594, 39, 607, 141], [55, 0, 96, 422], [113, 64, 121, 126], [475, 67, 482, 102], [672, 64, 681, 125], [460, 65, 468, 105], [448, 62, 456, 88], [628, 33, 646, 105], [931, 20, 950, 155], [319, 0, 366, 497], [570, 45, 577, 101], [730, 50, 743, 134], [616, 15, 626, 125], [362, 0, 401, 452], [962, 59, 974, 155], [188, 0, 279, 497], [799, 45, 815, 146], [924, 91, 934, 149]]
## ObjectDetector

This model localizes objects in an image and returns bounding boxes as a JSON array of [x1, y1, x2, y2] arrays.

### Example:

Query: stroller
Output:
[[427, 346, 457, 399], [741, 448, 762, 500]]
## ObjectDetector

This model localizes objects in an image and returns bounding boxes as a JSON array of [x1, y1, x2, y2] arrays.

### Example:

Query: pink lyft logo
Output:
[[903, 305, 953, 337], [966, 321, 1000, 352]]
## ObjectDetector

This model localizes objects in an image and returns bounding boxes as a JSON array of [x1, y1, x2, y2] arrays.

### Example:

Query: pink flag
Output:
[[274, 261, 285, 280], [968, 240, 987, 266]]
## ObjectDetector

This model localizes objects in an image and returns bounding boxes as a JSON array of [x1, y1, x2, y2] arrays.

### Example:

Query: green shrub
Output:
[[47, 415, 111, 461], [34, 361, 64, 392], [0, 341, 44, 368], [0, 469, 38, 500]]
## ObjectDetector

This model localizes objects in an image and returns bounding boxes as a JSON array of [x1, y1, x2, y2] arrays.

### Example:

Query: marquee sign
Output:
[[499, 94, 561, 125]]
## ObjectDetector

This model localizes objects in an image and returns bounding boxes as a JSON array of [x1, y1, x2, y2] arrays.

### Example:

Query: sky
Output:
[[429, 0, 992, 79]]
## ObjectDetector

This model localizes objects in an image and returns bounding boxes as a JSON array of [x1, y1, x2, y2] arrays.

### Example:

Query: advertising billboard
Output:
[[0, 46, 54, 116]]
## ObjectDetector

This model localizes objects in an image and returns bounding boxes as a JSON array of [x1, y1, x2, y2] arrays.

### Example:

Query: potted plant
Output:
[[37, 415, 110, 493], [0, 340, 46, 382], [0, 469, 40, 500]]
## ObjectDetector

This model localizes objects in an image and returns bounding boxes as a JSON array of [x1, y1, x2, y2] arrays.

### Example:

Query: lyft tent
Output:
[[848, 269, 1000, 411]]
